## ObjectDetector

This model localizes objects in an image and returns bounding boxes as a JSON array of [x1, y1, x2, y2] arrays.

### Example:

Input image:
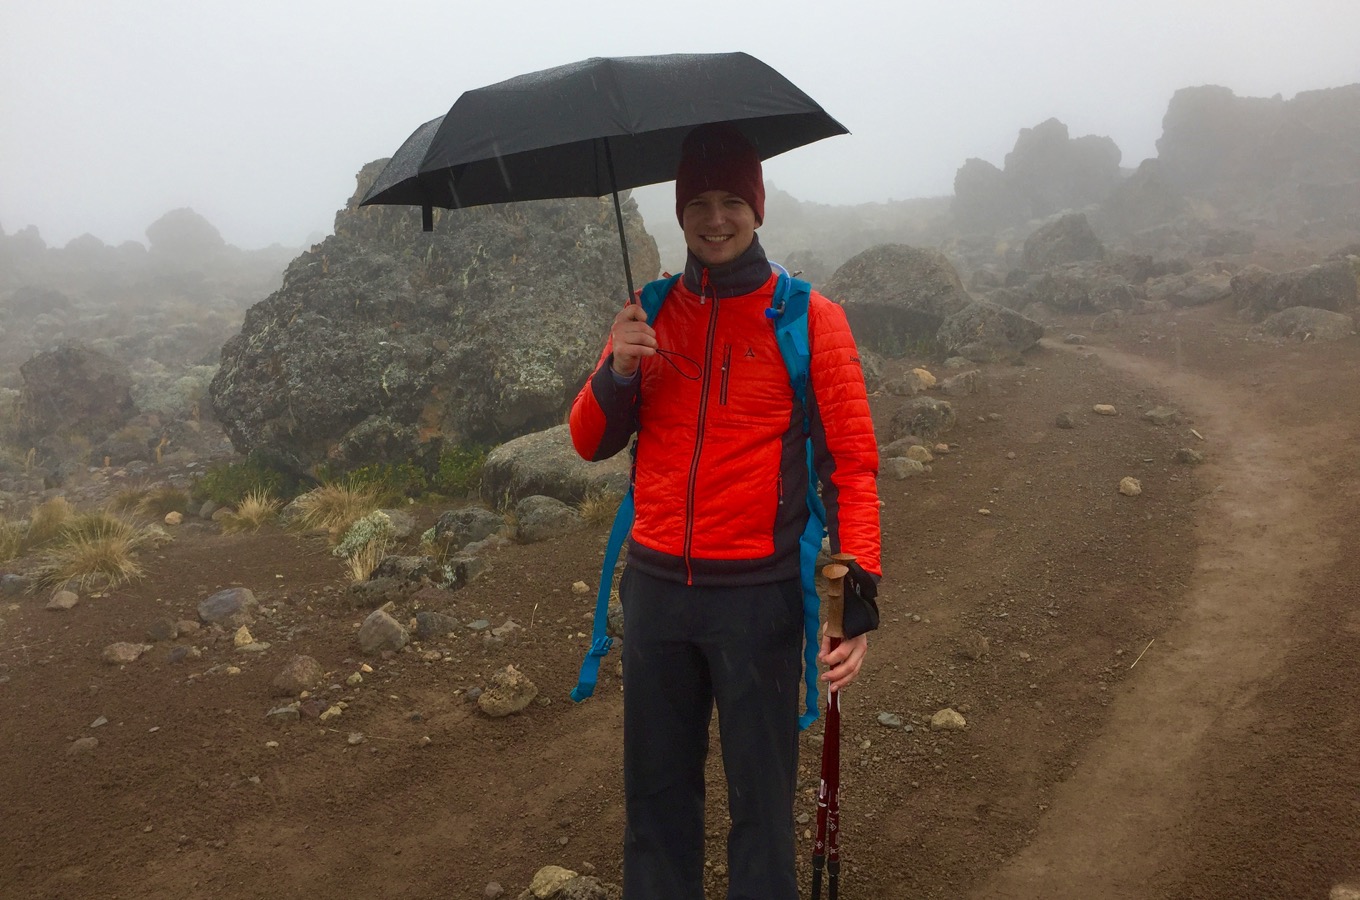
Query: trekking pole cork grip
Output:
[[821, 552, 856, 640]]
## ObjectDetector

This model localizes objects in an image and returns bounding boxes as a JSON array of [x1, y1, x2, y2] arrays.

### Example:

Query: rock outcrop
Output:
[[209, 160, 659, 472], [823, 245, 972, 356], [952, 118, 1122, 233], [16, 342, 137, 449]]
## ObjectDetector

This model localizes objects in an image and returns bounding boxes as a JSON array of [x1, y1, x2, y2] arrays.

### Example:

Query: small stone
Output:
[[346, 732, 365, 745], [414, 610, 459, 641], [1092, 404, 1118, 416], [911, 367, 936, 388], [490, 618, 521, 638], [197, 587, 257, 627], [90, 716, 108, 728], [477, 665, 539, 717], [1119, 477, 1143, 497], [1062, 333, 1086, 344], [176, 620, 200, 634], [167, 646, 192, 663], [232, 626, 254, 648], [272, 655, 324, 696], [46, 590, 79, 611], [933, 443, 950, 454], [265, 741, 279, 748], [360, 663, 373, 673], [102, 642, 152, 665], [484, 883, 504, 900], [978, 508, 991, 516], [571, 581, 589, 595], [1173, 448, 1205, 465], [418, 735, 432, 747], [528, 866, 578, 898], [265, 705, 300, 726], [358, 608, 409, 655], [346, 672, 363, 686], [225, 666, 242, 676], [164, 511, 184, 526], [1143, 406, 1179, 426], [931, 708, 967, 731], [1055, 410, 1078, 429], [67, 737, 99, 756], [883, 457, 927, 480], [145, 618, 178, 642], [876, 711, 903, 728], [1005, 451, 1017, 460], [467, 619, 491, 632], [905, 444, 933, 464], [319, 705, 343, 722]]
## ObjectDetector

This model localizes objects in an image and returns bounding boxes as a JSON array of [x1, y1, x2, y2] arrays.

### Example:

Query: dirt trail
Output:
[[973, 339, 1352, 899]]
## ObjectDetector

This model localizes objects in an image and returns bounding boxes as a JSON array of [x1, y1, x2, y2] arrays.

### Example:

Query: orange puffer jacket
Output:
[[570, 268, 880, 586]]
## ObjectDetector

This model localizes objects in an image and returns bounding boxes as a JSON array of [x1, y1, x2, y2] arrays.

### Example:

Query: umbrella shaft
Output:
[[602, 138, 636, 302]]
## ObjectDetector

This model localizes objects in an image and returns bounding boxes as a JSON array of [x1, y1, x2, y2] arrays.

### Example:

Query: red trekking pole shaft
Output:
[[811, 555, 852, 900]]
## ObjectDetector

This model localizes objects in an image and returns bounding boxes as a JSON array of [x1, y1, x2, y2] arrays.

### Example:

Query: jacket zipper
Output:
[[684, 268, 719, 584], [719, 344, 732, 405]]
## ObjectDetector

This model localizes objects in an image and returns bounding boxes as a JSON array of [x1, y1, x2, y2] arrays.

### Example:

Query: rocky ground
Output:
[[0, 299, 1358, 899]]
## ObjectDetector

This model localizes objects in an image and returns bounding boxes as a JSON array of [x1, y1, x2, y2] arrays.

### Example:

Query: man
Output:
[[569, 124, 880, 899]]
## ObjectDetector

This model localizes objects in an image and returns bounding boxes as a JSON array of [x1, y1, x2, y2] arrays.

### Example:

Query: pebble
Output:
[[265, 741, 279, 748], [484, 883, 504, 900], [931, 708, 967, 731], [571, 581, 589, 595], [1119, 477, 1143, 497], [346, 672, 364, 686], [978, 508, 991, 516], [528, 866, 577, 897], [46, 590, 80, 611], [102, 642, 152, 665], [876, 712, 903, 728], [467, 619, 491, 632], [164, 511, 183, 526], [67, 737, 99, 755], [232, 626, 254, 648], [478, 665, 539, 717], [1174, 447, 1205, 465], [90, 716, 108, 728], [346, 732, 365, 746], [319, 705, 343, 722], [1092, 404, 1118, 416]]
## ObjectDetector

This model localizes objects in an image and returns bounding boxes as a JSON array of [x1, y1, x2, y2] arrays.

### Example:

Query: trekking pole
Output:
[[812, 553, 853, 900]]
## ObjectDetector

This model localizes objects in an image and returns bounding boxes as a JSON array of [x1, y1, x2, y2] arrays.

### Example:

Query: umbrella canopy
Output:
[[413, 52, 847, 207], [360, 115, 446, 230], [360, 52, 846, 296]]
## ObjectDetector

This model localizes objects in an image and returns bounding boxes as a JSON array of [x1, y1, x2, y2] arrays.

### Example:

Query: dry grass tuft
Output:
[[578, 490, 624, 526], [135, 486, 190, 518], [33, 516, 148, 591], [26, 497, 75, 546], [0, 517, 26, 563], [221, 489, 280, 533], [106, 485, 151, 515], [345, 536, 392, 583], [290, 483, 384, 534]]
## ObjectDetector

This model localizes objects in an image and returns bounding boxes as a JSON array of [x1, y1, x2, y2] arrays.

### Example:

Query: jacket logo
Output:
[[744, 347, 756, 359]]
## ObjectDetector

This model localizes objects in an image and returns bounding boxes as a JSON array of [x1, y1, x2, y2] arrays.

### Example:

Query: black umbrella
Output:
[[361, 52, 846, 296], [360, 115, 445, 231]]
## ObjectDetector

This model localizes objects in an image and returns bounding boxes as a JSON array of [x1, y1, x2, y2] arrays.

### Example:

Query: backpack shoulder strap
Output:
[[766, 272, 827, 730], [570, 274, 679, 705], [638, 274, 681, 325]]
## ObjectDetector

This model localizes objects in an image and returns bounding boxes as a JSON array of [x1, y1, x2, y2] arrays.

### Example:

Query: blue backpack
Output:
[[570, 267, 829, 730]]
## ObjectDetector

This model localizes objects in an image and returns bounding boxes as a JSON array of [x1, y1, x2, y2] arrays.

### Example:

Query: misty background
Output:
[[4, 0, 1359, 251]]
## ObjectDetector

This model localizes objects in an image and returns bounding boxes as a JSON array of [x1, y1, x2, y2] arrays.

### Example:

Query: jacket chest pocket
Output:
[[711, 342, 793, 423]]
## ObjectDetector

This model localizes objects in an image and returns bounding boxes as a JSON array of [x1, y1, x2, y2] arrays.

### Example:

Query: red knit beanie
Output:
[[674, 124, 765, 225]]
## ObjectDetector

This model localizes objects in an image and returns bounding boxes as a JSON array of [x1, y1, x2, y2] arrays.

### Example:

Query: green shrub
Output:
[[192, 453, 304, 506], [337, 462, 427, 504], [431, 444, 487, 496]]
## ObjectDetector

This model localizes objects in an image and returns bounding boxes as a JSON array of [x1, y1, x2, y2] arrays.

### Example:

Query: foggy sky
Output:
[[3, 0, 1358, 251]]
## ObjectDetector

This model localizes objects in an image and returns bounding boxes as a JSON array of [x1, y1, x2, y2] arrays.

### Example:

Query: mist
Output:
[[3, 0, 1359, 250]]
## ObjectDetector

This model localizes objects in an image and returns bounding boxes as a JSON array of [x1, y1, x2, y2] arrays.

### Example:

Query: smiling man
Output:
[[570, 123, 881, 899]]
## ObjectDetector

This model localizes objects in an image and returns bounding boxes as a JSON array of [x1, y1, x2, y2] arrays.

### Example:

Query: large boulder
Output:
[[1260, 306, 1355, 341], [1230, 261, 1358, 322], [480, 424, 630, 507], [823, 245, 972, 356], [209, 160, 660, 472], [1021, 213, 1105, 271], [936, 301, 1044, 362], [1025, 264, 1140, 314], [16, 342, 137, 447]]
